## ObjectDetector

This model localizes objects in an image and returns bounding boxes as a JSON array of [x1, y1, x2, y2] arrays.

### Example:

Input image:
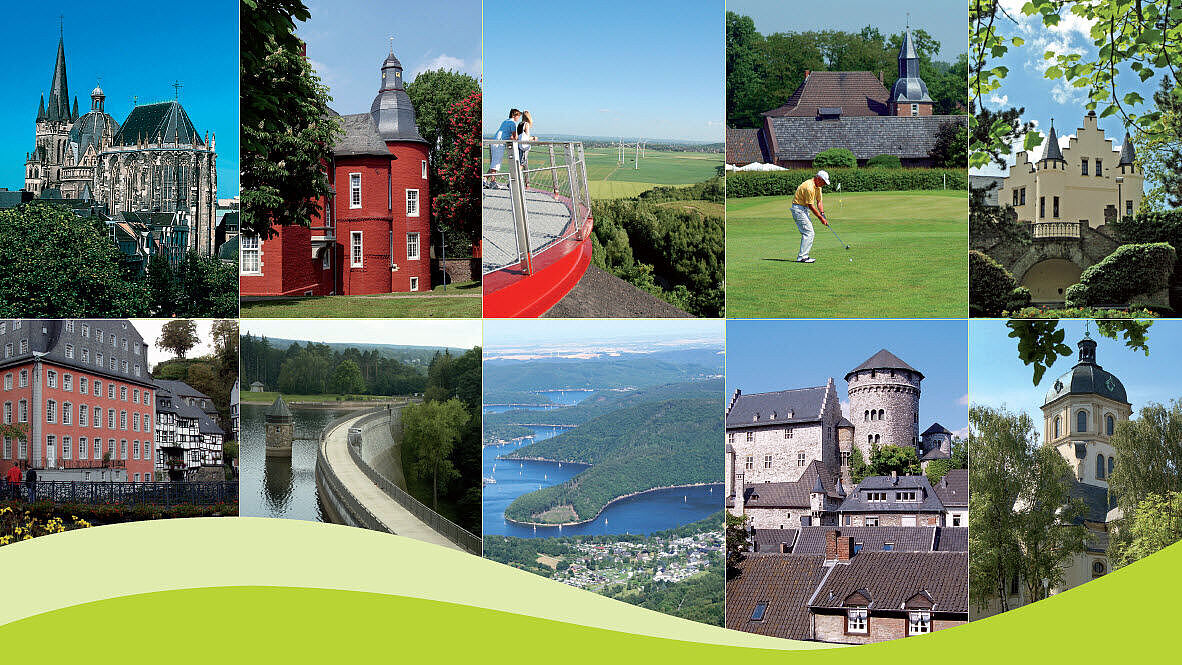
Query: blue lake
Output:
[[482, 425, 722, 538], [482, 389, 596, 415]]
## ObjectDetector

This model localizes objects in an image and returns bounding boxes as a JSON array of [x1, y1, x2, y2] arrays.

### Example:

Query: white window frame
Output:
[[911, 103, 918, 116], [240, 235, 261, 275], [406, 189, 420, 217], [407, 232, 420, 261], [79, 436, 87, 459], [349, 173, 362, 209], [907, 611, 931, 635], [846, 608, 868, 634], [351, 231, 364, 267], [421, 160, 428, 180], [409, 276, 419, 292]]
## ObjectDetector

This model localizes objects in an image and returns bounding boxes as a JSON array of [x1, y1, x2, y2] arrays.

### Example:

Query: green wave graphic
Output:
[[0, 517, 1178, 660]]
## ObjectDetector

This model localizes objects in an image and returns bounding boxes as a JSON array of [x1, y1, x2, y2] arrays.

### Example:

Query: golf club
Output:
[[825, 221, 853, 261]]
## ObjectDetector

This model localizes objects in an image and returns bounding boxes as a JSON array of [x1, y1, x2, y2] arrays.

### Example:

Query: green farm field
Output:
[[726, 191, 967, 318]]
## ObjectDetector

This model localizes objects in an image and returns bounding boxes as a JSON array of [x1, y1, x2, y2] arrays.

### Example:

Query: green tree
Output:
[[1107, 400, 1182, 527], [1111, 492, 1182, 569], [405, 69, 480, 169], [930, 120, 969, 167], [331, 359, 366, 395], [210, 320, 240, 380], [848, 446, 870, 484], [1137, 77, 1182, 210], [431, 90, 481, 249], [725, 511, 750, 578], [1006, 319, 1151, 385], [0, 203, 147, 317], [866, 444, 921, 477], [158, 320, 200, 359], [241, 0, 340, 239], [969, 405, 1087, 613], [725, 12, 767, 129], [402, 398, 469, 509]]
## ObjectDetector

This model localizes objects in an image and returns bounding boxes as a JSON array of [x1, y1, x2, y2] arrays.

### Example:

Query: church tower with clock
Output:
[[1040, 334, 1133, 488]]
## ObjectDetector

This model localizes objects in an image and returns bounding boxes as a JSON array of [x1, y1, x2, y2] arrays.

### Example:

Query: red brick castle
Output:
[[240, 45, 432, 296]]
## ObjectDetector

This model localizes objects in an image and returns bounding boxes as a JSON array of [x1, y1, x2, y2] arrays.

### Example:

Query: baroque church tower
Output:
[[889, 26, 934, 116], [25, 28, 79, 196]]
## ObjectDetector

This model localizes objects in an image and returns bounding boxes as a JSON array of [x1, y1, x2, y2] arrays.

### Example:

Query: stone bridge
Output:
[[977, 221, 1121, 305]]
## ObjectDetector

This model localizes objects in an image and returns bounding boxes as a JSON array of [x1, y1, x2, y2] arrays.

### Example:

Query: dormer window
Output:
[[753, 413, 759, 422]]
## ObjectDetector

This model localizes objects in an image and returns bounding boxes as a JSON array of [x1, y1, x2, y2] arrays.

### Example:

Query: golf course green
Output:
[[725, 190, 967, 318]]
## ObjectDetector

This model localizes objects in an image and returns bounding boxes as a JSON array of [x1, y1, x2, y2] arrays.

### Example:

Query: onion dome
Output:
[[369, 47, 426, 144], [1044, 336, 1129, 406]]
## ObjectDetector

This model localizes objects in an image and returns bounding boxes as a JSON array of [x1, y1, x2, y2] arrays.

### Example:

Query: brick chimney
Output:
[[837, 536, 853, 562], [878, 70, 884, 83], [805, 70, 811, 79], [825, 530, 839, 559]]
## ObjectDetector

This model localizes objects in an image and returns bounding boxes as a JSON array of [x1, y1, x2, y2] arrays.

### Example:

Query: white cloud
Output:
[[988, 94, 1009, 107], [958, 393, 970, 406], [308, 59, 335, 89], [410, 53, 477, 78], [953, 426, 970, 440]]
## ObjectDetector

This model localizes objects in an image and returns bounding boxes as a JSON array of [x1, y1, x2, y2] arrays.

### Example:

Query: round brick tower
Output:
[[845, 349, 923, 461]]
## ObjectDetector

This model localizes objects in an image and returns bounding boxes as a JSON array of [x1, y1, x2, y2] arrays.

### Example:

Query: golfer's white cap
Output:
[[817, 170, 831, 185]]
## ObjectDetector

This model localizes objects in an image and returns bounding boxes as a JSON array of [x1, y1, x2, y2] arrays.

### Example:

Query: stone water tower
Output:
[[264, 395, 294, 457], [845, 349, 923, 462]]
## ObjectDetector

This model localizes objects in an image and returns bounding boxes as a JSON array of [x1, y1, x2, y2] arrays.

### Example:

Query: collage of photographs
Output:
[[2, 0, 1182, 650]]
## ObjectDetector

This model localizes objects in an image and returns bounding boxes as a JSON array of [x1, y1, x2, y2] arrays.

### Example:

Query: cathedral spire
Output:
[[46, 28, 71, 123], [37, 93, 46, 121]]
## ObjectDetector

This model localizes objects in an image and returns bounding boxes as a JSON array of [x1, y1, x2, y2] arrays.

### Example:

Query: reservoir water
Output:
[[482, 389, 596, 415], [482, 423, 722, 538], [240, 403, 356, 522]]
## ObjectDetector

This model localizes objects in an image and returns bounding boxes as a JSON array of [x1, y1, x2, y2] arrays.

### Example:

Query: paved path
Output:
[[321, 412, 462, 551]]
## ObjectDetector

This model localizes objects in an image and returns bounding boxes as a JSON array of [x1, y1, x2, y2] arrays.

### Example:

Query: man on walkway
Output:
[[485, 108, 522, 188], [790, 170, 830, 263], [5, 463, 21, 500]]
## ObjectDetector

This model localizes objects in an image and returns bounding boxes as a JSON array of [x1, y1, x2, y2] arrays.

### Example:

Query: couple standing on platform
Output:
[[486, 108, 535, 187]]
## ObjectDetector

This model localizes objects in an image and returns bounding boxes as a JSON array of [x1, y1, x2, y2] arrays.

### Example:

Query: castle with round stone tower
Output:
[[845, 349, 923, 461]]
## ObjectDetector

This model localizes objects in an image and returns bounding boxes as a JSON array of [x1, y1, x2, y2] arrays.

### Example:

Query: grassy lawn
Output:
[[726, 190, 967, 318], [240, 281, 481, 318], [240, 391, 405, 404]]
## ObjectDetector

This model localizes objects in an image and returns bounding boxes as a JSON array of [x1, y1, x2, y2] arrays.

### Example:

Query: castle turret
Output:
[[845, 349, 923, 461], [889, 27, 933, 116], [370, 45, 427, 144]]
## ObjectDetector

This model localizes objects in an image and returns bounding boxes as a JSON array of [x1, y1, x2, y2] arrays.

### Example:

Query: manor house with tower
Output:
[[21, 27, 219, 256], [725, 27, 967, 168], [238, 44, 432, 297]]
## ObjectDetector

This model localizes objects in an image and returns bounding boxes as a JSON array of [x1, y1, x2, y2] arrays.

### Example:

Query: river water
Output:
[[239, 403, 356, 522], [481, 423, 722, 538]]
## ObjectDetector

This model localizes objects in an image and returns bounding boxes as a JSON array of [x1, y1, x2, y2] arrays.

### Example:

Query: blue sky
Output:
[[0, 1, 239, 197], [482, 0, 723, 142], [970, 320, 1181, 431], [726, 319, 969, 438], [727, 0, 968, 62], [970, 0, 1157, 184], [299, 0, 481, 116]]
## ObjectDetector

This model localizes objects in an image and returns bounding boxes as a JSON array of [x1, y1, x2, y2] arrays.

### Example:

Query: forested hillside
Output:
[[502, 397, 721, 523], [241, 334, 428, 395]]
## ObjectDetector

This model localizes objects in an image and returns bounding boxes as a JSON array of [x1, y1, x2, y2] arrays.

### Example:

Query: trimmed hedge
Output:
[[814, 148, 857, 168], [1111, 209, 1182, 248], [1064, 243, 1176, 307], [970, 250, 1031, 317], [1003, 306, 1159, 319], [866, 154, 903, 168], [726, 168, 967, 198]]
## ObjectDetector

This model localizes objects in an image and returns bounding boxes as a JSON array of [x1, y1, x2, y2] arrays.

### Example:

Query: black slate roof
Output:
[[845, 348, 923, 380], [1042, 122, 1065, 161], [933, 469, 968, 508], [727, 460, 845, 511], [753, 528, 799, 553], [155, 379, 210, 400], [1070, 480, 1116, 524], [810, 551, 968, 613], [0, 319, 153, 388], [922, 423, 952, 436], [922, 447, 951, 461], [840, 474, 944, 513], [768, 115, 966, 161], [934, 527, 968, 552], [1119, 132, 1136, 165], [726, 385, 830, 429], [334, 112, 396, 158], [111, 101, 204, 147]]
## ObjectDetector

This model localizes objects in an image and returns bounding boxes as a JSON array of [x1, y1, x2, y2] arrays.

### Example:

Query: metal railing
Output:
[[347, 411, 482, 555], [482, 139, 592, 275], [6, 480, 237, 505], [1029, 221, 1083, 239]]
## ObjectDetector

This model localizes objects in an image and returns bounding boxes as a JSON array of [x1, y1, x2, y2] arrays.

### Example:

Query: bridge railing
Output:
[[482, 139, 592, 276], [1029, 221, 1083, 239], [348, 411, 482, 555], [10, 480, 237, 506]]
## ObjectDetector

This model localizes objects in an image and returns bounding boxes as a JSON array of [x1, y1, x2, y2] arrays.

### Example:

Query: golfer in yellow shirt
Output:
[[790, 170, 830, 263]]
